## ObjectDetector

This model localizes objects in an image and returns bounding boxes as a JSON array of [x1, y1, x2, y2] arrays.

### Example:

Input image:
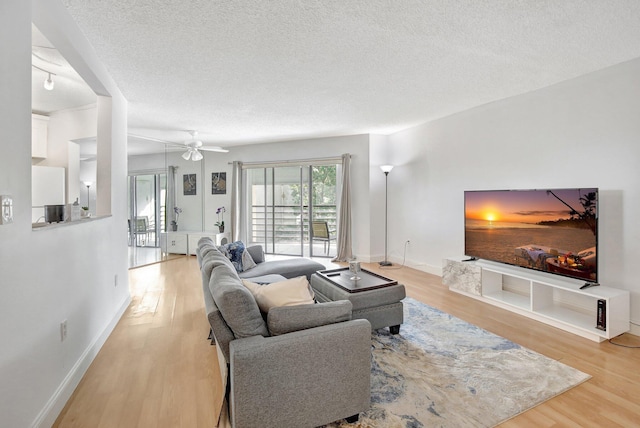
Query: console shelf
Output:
[[443, 257, 630, 342]]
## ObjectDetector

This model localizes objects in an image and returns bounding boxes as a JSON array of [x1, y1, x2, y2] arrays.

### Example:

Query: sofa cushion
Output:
[[242, 276, 315, 313], [238, 257, 325, 280], [242, 274, 288, 284], [210, 264, 269, 338], [202, 248, 236, 280], [267, 300, 353, 336]]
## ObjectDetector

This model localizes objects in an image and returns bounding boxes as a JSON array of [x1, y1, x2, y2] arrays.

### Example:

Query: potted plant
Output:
[[215, 206, 226, 233], [81, 206, 89, 218]]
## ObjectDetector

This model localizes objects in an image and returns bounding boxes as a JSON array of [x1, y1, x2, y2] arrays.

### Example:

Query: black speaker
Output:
[[596, 299, 606, 331]]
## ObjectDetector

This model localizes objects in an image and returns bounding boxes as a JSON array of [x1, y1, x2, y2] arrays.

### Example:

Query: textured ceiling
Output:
[[58, 0, 640, 148]]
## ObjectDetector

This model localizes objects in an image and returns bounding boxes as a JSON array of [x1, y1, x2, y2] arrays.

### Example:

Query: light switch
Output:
[[1, 195, 14, 224]]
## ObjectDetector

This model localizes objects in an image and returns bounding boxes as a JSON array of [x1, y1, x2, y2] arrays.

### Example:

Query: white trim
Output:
[[238, 155, 345, 169], [31, 295, 132, 428]]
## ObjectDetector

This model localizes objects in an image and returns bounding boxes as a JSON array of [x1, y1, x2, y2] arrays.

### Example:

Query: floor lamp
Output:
[[380, 165, 393, 266], [84, 181, 92, 211]]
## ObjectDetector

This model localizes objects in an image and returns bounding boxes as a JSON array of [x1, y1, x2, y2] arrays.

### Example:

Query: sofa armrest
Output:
[[229, 319, 371, 428]]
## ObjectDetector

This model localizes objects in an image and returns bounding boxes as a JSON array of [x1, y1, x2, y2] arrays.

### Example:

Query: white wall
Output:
[[0, 2, 130, 427], [387, 58, 640, 327]]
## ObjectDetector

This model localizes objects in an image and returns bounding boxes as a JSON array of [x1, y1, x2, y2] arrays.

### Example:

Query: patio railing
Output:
[[250, 204, 336, 255]]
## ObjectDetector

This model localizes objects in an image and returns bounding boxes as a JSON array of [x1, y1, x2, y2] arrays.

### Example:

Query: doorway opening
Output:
[[128, 173, 168, 267]]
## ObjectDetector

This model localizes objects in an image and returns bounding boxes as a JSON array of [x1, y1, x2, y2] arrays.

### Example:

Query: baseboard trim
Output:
[[31, 295, 131, 428]]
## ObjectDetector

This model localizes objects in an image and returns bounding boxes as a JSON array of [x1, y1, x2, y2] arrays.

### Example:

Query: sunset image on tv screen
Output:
[[464, 188, 598, 281]]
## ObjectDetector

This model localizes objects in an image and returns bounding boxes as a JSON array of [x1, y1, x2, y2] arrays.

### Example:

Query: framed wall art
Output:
[[212, 172, 227, 195], [183, 174, 197, 195]]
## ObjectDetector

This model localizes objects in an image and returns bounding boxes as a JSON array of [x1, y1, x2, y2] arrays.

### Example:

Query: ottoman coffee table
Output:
[[311, 268, 406, 334]]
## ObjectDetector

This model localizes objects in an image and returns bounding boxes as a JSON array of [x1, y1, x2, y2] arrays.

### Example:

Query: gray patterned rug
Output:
[[327, 297, 590, 428]]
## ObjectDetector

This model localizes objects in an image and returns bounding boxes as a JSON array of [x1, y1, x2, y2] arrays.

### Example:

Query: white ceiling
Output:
[[31, 24, 96, 116], [49, 1, 640, 149]]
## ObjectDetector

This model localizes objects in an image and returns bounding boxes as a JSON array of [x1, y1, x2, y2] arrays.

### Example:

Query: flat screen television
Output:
[[464, 188, 598, 282]]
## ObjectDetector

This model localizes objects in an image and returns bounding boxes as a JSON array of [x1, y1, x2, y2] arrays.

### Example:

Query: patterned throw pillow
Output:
[[218, 241, 256, 272]]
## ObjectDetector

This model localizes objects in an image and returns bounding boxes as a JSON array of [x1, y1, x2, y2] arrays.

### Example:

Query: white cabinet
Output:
[[186, 231, 231, 255], [187, 232, 216, 255], [162, 231, 231, 255], [444, 258, 630, 342], [32, 114, 49, 158], [160, 232, 188, 254], [215, 232, 231, 246]]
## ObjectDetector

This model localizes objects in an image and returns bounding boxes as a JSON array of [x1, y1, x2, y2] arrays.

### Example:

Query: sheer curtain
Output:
[[167, 165, 177, 226], [333, 153, 352, 262], [231, 161, 243, 242]]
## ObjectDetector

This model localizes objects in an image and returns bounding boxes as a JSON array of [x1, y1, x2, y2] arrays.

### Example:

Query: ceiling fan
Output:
[[181, 130, 228, 161], [128, 131, 229, 161]]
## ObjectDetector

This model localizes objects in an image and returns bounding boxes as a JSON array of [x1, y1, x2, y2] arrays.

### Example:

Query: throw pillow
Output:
[[242, 248, 257, 271], [218, 241, 256, 272], [242, 276, 315, 313]]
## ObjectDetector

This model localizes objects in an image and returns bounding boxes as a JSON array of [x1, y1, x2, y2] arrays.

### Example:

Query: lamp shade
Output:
[[191, 150, 203, 161], [380, 165, 394, 173]]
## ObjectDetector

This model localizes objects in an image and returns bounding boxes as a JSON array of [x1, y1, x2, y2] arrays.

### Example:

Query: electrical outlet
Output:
[[60, 320, 67, 342], [0, 195, 13, 225], [114, 274, 118, 287]]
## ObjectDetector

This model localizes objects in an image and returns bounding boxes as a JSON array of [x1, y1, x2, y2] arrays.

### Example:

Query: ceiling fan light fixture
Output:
[[191, 150, 203, 161], [44, 73, 54, 90], [182, 150, 192, 160]]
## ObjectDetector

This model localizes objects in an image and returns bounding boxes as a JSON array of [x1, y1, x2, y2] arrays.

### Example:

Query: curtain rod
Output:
[[227, 154, 350, 167]]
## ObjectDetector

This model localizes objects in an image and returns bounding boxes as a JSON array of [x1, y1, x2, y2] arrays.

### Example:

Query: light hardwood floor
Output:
[[54, 256, 640, 427]]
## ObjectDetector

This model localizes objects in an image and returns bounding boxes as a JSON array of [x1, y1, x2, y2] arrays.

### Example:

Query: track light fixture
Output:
[[32, 64, 56, 90]]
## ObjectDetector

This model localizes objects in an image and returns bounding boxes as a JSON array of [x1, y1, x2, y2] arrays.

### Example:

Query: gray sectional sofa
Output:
[[196, 238, 371, 428]]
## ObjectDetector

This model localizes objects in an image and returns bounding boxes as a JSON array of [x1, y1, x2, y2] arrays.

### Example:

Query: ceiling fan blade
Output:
[[198, 146, 229, 153], [128, 133, 172, 144], [128, 133, 229, 157]]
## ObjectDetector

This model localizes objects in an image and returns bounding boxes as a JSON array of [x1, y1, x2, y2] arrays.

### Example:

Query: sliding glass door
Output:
[[128, 173, 167, 248], [246, 163, 338, 257]]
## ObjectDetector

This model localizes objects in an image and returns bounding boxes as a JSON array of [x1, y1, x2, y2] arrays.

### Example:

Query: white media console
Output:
[[443, 257, 630, 342]]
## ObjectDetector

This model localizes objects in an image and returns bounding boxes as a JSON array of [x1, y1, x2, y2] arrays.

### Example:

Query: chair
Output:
[[311, 221, 336, 255], [133, 216, 150, 246]]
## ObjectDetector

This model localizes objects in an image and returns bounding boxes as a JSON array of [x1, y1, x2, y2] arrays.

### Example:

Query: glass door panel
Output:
[[309, 165, 338, 258], [246, 163, 338, 258], [128, 173, 166, 248]]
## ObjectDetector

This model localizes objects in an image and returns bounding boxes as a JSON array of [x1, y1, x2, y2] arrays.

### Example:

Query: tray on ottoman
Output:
[[316, 267, 398, 293]]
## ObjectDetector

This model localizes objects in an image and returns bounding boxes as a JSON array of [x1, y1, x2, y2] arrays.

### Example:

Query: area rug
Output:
[[326, 297, 591, 428]]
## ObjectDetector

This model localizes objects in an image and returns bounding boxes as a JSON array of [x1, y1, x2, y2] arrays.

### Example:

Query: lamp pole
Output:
[[380, 165, 393, 266], [84, 181, 92, 211]]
